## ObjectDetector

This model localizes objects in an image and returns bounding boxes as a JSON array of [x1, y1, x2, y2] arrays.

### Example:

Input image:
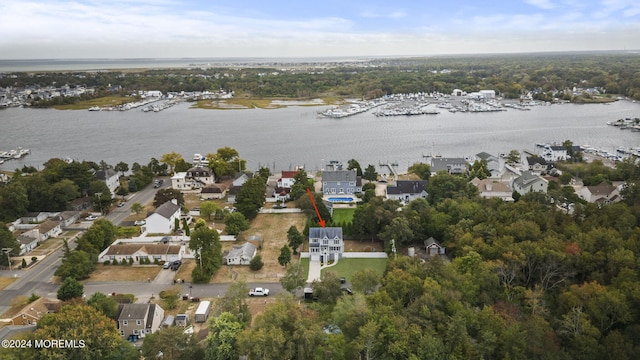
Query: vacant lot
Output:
[[211, 213, 307, 283], [88, 264, 161, 282], [321, 258, 388, 283], [0, 277, 16, 291]]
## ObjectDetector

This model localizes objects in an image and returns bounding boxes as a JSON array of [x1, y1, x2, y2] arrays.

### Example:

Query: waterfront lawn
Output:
[[332, 208, 356, 224], [54, 96, 136, 110], [321, 258, 387, 283]]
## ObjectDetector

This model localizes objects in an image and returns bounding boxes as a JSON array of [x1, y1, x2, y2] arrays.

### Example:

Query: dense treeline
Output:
[[3, 53, 640, 101]]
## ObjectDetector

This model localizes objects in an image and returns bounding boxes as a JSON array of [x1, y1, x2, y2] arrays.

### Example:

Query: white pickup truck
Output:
[[249, 287, 269, 296]]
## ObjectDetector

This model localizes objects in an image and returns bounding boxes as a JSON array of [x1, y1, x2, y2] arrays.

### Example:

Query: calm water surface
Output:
[[1, 101, 640, 173]]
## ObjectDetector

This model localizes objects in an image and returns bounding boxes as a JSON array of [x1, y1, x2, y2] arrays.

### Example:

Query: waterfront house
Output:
[[99, 243, 184, 264], [430, 158, 468, 175], [308, 227, 344, 262], [475, 152, 503, 178], [116, 303, 165, 341], [185, 165, 215, 189], [470, 178, 514, 201], [277, 170, 299, 189], [525, 155, 552, 175], [143, 199, 181, 234], [96, 169, 120, 197], [223, 242, 257, 265], [512, 171, 548, 195], [580, 182, 621, 204], [227, 173, 251, 203], [322, 170, 361, 195], [386, 180, 428, 203]]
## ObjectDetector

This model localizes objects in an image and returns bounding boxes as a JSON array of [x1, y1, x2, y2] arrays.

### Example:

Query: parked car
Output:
[[249, 287, 269, 296], [85, 215, 98, 221], [341, 287, 353, 295], [161, 236, 171, 244], [117, 202, 125, 207], [134, 220, 146, 226], [162, 262, 171, 269], [171, 260, 182, 271]]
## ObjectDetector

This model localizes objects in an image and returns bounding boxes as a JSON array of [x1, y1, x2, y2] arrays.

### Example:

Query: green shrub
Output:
[[249, 254, 264, 271], [103, 260, 110, 265]]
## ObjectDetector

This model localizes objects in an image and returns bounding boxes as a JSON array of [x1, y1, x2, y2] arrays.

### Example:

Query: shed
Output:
[[194, 301, 211, 323], [162, 315, 175, 328], [175, 314, 188, 327]]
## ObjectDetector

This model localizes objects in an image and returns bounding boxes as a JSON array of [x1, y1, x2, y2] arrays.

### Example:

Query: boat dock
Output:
[[379, 162, 399, 180]]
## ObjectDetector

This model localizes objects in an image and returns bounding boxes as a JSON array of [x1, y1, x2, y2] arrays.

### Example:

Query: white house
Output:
[[171, 172, 189, 191], [277, 171, 299, 189], [17, 230, 40, 255], [96, 169, 120, 196], [99, 243, 184, 264], [37, 220, 62, 240], [308, 227, 344, 262], [143, 200, 181, 234], [185, 166, 215, 189], [430, 158, 468, 175], [223, 242, 257, 265]]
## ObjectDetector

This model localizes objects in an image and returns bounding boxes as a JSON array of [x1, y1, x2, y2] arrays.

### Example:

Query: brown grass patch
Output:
[[0, 277, 16, 291], [211, 213, 307, 283], [88, 264, 161, 282], [175, 259, 196, 282]]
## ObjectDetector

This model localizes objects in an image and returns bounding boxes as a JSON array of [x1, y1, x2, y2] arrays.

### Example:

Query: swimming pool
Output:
[[327, 197, 355, 203]]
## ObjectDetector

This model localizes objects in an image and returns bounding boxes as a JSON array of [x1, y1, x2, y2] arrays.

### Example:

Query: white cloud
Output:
[[524, 0, 556, 10]]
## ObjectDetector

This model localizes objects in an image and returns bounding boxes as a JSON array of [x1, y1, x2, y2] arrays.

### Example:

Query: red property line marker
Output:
[[306, 188, 326, 227]]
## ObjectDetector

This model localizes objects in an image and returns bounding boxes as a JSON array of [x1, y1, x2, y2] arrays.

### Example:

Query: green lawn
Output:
[[332, 208, 356, 224], [299, 257, 310, 279], [321, 258, 387, 283]]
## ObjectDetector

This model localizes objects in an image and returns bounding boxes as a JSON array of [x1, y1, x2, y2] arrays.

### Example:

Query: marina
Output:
[[0, 147, 30, 164]]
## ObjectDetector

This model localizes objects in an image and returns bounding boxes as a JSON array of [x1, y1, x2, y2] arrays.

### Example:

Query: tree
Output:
[[289, 169, 311, 201], [130, 202, 144, 216], [280, 262, 307, 293], [287, 225, 304, 254], [363, 164, 378, 182], [142, 326, 203, 360], [237, 298, 324, 360], [54, 250, 96, 280], [200, 201, 219, 221], [249, 254, 264, 271], [160, 151, 185, 174], [87, 292, 119, 319], [507, 150, 521, 164], [224, 212, 250, 235], [114, 161, 129, 177], [57, 277, 84, 301], [89, 180, 113, 213], [0, 227, 20, 266], [426, 172, 478, 205], [207, 147, 246, 178], [153, 188, 185, 208], [408, 162, 431, 180], [351, 268, 381, 294], [347, 159, 363, 177], [215, 282, 252, 326], [189, 226, 223, 283], [295, 190, 332, 224], [378, 216, 414, 246], [278, 245, 291, 267], [235, 176, 266, 220], [206, 312, 244, 360], [4, 304, 138, 360], [312, 270, 343, 305], [469, 159, 491, 179]]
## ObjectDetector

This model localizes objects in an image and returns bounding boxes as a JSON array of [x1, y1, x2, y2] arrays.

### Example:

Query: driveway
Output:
[[152, 267, 177, 284]]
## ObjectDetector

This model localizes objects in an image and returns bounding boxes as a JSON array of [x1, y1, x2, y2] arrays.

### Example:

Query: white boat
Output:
[[88, 106, 101, 111]]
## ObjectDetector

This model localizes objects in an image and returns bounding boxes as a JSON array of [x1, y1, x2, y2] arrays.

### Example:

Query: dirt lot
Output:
[[88, 264, 161, 282], [211, 212, 307, 283]]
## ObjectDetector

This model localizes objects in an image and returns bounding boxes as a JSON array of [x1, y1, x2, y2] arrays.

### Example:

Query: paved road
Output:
[[106, 176, 171, 225]]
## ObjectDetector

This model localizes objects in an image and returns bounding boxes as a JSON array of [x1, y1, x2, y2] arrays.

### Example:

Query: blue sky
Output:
[[1, 0, 639, 59]]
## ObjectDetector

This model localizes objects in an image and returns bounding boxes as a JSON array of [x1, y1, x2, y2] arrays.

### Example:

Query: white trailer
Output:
[[194, 300, 211, 323]]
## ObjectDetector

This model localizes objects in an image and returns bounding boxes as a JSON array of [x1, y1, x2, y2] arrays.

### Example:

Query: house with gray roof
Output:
[[475, 152, 503, 178], [98, 243, 184, 264], [580, 182, 621, 204], [96, 169, 119, 196], [223, 242, 257, 265], [512, 171, 548, 195], [471, 178, 514, 201], [322, 170, 361, 195], [116, 303, 164, 341], [186, 165, 215, 188], [143, 199, 181, 234], [430, 158, 468, 175], [386, 180, 428, 203], [309, 227, 344, 262]]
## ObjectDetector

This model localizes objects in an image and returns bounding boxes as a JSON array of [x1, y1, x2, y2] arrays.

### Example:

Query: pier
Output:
[[379, 162, 399, 180]]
